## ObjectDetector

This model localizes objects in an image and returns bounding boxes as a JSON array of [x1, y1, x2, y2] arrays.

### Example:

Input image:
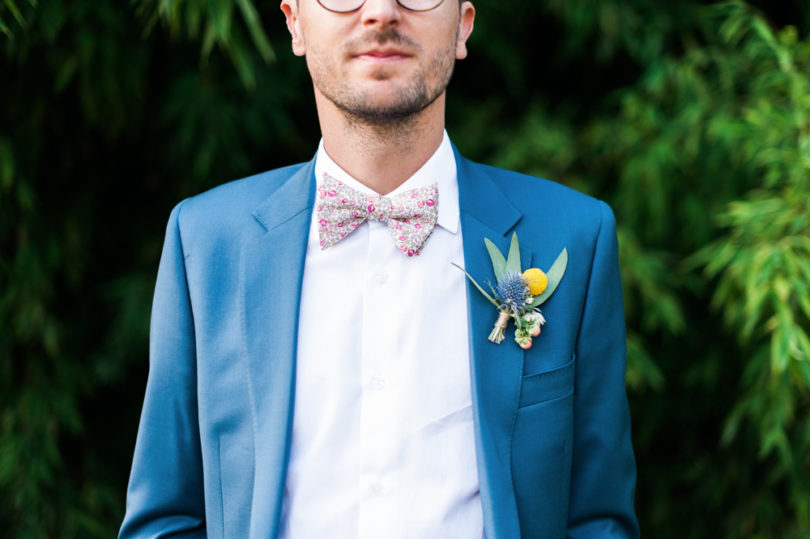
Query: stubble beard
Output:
[[309, 27, 457, 133]]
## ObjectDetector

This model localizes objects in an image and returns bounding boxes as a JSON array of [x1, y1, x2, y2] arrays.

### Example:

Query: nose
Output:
[[359, 0, 402, 27]]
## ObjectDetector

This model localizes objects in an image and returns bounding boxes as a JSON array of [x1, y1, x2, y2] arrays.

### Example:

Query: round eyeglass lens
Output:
[[317, 0, 445, 13]]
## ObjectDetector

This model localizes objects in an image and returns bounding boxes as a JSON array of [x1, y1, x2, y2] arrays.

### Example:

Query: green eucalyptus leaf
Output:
[[452, 263, 500, 308], [484, 238, 507, 283], [530, 248, 568, 307], [505, 232, 522, 275]]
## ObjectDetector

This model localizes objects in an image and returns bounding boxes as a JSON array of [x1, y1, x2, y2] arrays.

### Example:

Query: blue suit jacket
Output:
[[120, 147, 639, 538]]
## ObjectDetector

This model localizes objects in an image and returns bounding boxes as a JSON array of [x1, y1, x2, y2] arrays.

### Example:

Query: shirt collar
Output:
[[314, 130, 459, 234]]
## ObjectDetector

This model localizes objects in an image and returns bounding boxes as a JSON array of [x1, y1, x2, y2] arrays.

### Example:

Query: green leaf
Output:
[[796, 329, 810, 362], [54, 56, 77, 93], [226, 32, 257, 89], [505, 232, 522, 275], [235, 0, 275, 62], [209, 0, 233, 43], [530, 248, 568, 307], [452, 263, 500, 308], [0, 18, 11, 41], [3, 0, 25, 27], [201, 22, 217, 59], [483, 238, 507, 283]]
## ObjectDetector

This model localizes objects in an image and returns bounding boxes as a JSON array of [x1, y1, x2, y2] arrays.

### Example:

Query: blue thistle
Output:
[[496, 271, 529, 313]]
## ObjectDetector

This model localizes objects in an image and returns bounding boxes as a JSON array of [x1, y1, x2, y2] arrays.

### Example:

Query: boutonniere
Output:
[[454, 233, 568, 349]]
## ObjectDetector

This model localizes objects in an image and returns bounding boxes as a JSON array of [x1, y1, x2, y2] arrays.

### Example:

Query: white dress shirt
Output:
[[280, 132, 484, 538]]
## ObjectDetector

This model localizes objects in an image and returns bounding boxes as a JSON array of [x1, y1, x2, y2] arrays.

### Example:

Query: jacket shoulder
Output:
[[466, 160, 613, 234], [165, 161, 311, 252], [180, 162, 307, 219]]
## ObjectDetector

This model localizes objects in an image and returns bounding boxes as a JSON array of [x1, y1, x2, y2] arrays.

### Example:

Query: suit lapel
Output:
[[240, 159, 315, 538], [238, 150, 531, 538], [456, 148, 527, 539]]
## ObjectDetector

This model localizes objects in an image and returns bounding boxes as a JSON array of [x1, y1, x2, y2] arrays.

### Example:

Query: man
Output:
[[120, 0, 639, 537]]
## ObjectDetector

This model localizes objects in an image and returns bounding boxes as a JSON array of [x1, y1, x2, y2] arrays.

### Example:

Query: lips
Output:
[[353, 46, 412, 61]]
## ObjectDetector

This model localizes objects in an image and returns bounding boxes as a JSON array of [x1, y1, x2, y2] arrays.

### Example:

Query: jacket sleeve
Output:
[[567, 201, 640, 538], [119, 201, 207, 538]]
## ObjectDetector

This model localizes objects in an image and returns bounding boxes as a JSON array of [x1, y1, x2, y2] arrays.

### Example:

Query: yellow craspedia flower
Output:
[[522, 268, 548, 296]]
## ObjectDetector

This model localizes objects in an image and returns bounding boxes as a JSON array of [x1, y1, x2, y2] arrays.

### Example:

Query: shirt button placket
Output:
[[359, 219, 397, 538]]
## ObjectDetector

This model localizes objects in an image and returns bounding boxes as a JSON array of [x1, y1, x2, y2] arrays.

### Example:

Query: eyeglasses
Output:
[[316, 0, 446, 14]]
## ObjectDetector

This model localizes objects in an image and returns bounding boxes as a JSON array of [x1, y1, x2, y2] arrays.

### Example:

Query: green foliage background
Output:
[[2, 0, 809, 536]]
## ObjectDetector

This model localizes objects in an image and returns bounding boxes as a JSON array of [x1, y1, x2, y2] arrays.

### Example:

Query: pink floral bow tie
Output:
[[316, 173, 439, 257]]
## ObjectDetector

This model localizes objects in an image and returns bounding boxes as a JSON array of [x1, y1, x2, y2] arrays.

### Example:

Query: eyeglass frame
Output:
[[315, 0, 447, 14]]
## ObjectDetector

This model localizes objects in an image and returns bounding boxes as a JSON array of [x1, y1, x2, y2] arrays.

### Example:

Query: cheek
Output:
[[305, 45, 347, 94], [426, 42, 458, 80], [305, 45, 330, 73]]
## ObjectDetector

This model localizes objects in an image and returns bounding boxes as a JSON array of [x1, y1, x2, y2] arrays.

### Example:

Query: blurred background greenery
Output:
[[2, 0, 809, 536]]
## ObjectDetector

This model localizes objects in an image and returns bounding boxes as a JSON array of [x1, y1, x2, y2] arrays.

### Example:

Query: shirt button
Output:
[[374, 272, 388, 284], [370, 483, 383, 496], [369, 376, 386, 389]]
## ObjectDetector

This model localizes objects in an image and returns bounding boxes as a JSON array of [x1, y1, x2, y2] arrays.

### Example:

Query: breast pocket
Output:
[[518, 355, 575, 408]]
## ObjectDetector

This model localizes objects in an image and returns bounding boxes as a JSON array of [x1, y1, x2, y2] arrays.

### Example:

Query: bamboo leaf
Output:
[[201, 21, 217, 59], [3, 0, 25, 27], [209, 0, 233, 42], [0, 18, 11, 40], [226, 33, 257, 89], [235, 0, 275, 62], [796, 329, 810, 362]]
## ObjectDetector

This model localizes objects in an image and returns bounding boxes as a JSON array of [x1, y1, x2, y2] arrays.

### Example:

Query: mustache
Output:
[[346, 27, 421, 53]]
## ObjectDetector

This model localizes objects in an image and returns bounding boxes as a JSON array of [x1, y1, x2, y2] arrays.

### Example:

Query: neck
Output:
[[316, 91, 446, 196]]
